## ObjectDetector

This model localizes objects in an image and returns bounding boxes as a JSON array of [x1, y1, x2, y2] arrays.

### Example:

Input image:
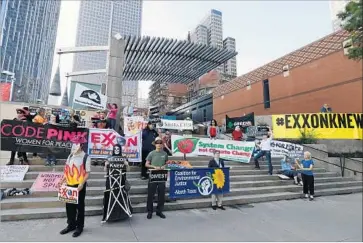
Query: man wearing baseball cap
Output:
[[145, 137, 168, 219]]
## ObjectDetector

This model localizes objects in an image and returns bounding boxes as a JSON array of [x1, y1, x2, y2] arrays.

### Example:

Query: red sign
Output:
[[0, 83, 11, 101]]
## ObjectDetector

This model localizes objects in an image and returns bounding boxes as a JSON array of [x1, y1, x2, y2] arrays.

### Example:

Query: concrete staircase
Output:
[[1, 156, 362, 222]]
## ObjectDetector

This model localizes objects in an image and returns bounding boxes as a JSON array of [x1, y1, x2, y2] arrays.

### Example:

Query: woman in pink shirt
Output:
[[107, 103, 118, 129]]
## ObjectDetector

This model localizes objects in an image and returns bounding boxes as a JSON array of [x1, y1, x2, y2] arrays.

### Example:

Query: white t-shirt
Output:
[[64, 151, 91, 186], [260, 138, 272, 151]]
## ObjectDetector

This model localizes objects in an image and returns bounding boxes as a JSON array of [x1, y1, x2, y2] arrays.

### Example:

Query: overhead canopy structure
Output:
[[122, 35, 238, 84]]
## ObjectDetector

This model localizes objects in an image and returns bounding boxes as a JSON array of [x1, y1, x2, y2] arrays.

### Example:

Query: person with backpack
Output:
[[58, 135, 90, 238]]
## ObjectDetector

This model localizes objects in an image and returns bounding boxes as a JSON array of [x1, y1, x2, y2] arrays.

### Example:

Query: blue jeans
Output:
[[254, 150, 273, 174], [46, 154, 56, 164], [108, 118, 116, 129]]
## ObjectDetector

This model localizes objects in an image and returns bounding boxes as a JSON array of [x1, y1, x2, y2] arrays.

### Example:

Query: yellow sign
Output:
[[272, 113, 363, 140]]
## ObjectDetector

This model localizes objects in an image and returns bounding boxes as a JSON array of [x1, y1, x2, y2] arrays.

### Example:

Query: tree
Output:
[[337, 0, 363, 60]]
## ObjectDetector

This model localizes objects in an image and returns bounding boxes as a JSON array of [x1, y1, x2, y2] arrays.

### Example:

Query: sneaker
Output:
[[156, 212, 166, 219], [45, 161, 51, 166], [218, 206, 226, 210], [147, 212, 152, 219], [304, 194, 309, 199], [294, 181, 299, 185], [212, 205, 217, 210], [309, 196, 314, 201], [299, 181, 303, 186]]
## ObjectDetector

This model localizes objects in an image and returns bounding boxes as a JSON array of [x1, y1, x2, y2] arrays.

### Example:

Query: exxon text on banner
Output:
[[171, 135, 254, 163], [272, 113, 363, 139], [88, 128, 142, 162]]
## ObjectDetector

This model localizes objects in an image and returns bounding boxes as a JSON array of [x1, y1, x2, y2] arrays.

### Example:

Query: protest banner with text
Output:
[[157, 119, 193, 130], [272, 113, 363, 139], [226, 113, 254, 133], [0, 165, 29, 182], [58, 186, 78, 204], [171, 135, 255, 163], [31, 172, 64, 192], [270, 140, 304, 158], [0, 120, 88, 157], [124, 116, 147, 135], [88, 128, 141, 162], [169, 168, 230, 199]]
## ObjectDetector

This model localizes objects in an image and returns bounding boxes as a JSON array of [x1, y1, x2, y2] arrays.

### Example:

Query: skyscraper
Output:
[[330, 0, 351, 31], [188, 9, 237, 78], [0, 0, 61, 102], [72, 0, 142, 106]]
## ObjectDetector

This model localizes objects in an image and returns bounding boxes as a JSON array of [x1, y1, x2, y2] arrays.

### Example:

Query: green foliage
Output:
[[337, 0, 363, 60], [298, 129, 318, 144]]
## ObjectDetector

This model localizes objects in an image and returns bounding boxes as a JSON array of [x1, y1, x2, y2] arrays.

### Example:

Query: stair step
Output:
[[1, 180, 361, 210], [0, 169, 329, 189], [1, 186, 361, 221]]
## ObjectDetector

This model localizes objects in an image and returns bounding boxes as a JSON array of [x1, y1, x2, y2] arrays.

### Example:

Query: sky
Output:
[[50, 0, 333, 105]]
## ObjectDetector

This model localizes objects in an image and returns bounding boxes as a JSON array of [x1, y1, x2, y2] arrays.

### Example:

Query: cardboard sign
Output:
[[31, 172, 63, 192], [149, 169, 168, 183], [58, 186, 79, 204], [0, 165, 29, 182]]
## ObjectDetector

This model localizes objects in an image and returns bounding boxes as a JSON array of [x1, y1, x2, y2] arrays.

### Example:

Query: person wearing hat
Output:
[[58, 135, 90, 238], [145, 137, 168, 219], [7, 108, 30, 165], [141, 122, 159, 179]]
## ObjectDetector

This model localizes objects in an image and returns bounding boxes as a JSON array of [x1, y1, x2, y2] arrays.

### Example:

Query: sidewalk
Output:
[[1, 194, 362, 242]]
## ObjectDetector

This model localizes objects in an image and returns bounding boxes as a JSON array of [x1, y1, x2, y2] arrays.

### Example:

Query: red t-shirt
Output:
[[210, 127, 217, 137], [232, 130, 243, 141]]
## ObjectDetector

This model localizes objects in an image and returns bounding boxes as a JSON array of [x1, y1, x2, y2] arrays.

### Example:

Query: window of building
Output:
[[263, 79, 270, 109]]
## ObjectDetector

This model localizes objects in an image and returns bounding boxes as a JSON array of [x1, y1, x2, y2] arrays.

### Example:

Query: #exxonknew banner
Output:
[[87, 128, 142, 162], [0, 119, 88, 157]]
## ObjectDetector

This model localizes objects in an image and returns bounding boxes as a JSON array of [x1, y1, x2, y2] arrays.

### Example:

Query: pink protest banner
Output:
[[31, 172, 64, 192]]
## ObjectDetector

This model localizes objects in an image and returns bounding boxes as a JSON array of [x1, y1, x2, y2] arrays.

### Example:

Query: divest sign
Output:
[[272, 113, 363, 140]]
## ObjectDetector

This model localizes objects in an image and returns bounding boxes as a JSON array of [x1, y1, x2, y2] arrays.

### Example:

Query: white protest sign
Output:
[[73, 83, 107, 110], [58, 186, 79, 204], [0, 165, 29, 182], [157, 119, 193, 130]]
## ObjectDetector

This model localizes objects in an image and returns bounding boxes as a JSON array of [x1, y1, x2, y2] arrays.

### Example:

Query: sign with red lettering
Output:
[[0, 120, 88, 157], [31, 172, 64, 192], [58, 186, 78, 204], [87, 128, 141, 162]]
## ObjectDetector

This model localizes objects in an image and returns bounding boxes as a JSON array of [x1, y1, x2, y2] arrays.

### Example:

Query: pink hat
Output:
[[70, 135, 87, 144]]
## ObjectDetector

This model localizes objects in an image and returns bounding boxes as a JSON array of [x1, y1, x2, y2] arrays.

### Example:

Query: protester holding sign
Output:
[[254, 127, 273, 175], [141, 122, 159, 179], [7, 108, 30, 165], [58, 136, 91, 238], [207, 119, 220, 139], [208, 151, 226, 210], [102, 144, 132, 222], [295, 151, 315, 201], [145, 137, 168, 219]]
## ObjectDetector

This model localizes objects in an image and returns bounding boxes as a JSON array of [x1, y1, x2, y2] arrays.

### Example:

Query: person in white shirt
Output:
[[123, 101, 134, 117], [254, 127, 273, 175]]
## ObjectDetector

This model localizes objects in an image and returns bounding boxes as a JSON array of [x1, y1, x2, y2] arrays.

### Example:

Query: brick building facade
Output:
[[213, 30, 362, 124]]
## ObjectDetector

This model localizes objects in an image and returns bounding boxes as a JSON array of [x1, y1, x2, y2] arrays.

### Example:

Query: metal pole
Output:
[[9, 77, 15, 101]]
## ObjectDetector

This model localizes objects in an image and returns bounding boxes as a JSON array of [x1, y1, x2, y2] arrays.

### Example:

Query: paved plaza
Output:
[[1, 194, 362, 242]]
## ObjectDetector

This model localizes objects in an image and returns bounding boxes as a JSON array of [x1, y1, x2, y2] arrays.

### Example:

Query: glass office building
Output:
[[72, 0, 142, 107], [0, 0, 61, 102]]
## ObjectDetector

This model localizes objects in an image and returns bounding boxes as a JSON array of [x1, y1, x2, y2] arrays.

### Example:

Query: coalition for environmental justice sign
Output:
[[272, 113, 363, 140]]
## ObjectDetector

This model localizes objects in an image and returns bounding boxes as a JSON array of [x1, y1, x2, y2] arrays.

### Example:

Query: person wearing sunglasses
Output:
[[145, 137, 168, 220]]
